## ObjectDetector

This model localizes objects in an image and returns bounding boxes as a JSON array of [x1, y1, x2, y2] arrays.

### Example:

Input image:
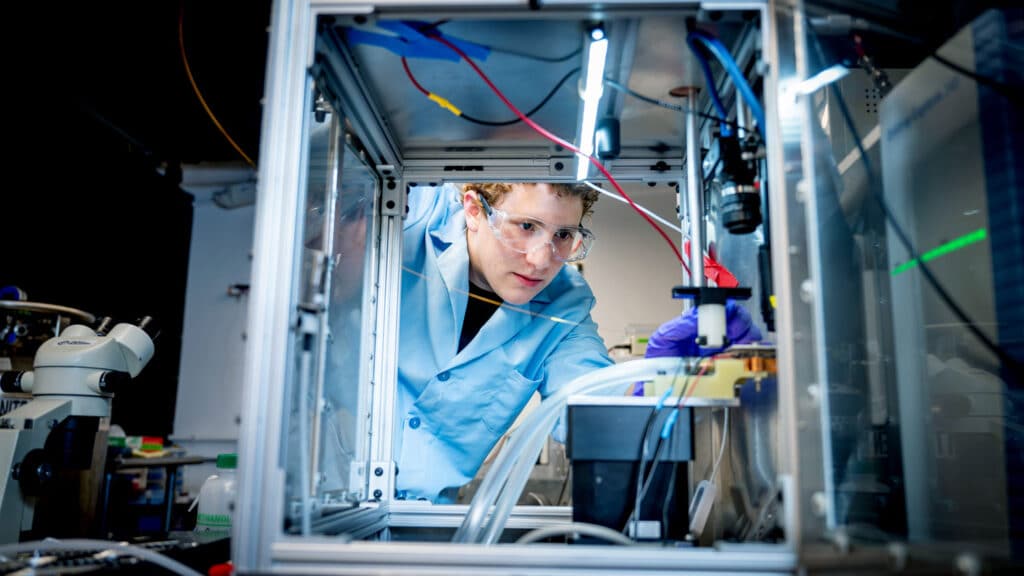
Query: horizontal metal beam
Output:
[[273, 539, 795, 575], [400, 155, 683, 182], [388, 503, 571, 529]]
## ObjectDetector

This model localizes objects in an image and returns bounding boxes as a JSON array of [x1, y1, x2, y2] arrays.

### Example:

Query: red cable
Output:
[[429, 35, 686, 268], [852, 34, 867, 59], [401, 57, 430, 96], [683, 359, 713, 402]]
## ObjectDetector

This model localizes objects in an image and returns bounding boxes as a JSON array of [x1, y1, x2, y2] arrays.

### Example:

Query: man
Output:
[[395, 182, 613, 502]]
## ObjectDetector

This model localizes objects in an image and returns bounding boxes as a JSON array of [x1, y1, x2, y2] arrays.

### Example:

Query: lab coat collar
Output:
[[433, 212, 470, 363], [429, 207, 559, 369]]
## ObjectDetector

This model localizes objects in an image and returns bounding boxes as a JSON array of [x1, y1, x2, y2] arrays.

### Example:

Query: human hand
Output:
[[645, 301, 762, 358]]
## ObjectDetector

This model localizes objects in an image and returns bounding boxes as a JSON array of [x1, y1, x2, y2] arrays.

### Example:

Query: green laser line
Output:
[[891, 228, 987, 276]]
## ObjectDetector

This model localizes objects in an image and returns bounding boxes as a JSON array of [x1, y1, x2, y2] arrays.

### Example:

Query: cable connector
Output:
[[428, 93, 462, 116], [654, 387, 674, 411], [659, 409, 679, 440]]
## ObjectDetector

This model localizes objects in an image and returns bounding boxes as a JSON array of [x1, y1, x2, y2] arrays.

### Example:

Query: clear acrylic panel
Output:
[[798, 7, 1021, 554], [317, 141, 377, 505], [283, 93, 378, 532]]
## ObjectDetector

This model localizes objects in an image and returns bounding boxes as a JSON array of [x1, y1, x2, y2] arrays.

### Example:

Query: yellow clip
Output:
[[428, 93, 462, 116], [769, 294, 777, 309]]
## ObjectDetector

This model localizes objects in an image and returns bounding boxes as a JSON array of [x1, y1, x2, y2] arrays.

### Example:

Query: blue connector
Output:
[[660, 409, 680, 440]]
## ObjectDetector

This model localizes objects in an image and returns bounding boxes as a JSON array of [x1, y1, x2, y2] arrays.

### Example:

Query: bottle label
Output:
[[197, 513, 232, 528]]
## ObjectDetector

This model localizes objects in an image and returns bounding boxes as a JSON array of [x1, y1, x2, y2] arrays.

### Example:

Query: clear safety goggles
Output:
[[478, 195, 595, 263]]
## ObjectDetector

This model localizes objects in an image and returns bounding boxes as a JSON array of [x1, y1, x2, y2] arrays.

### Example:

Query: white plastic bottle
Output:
[[195, 453, 237, 534]]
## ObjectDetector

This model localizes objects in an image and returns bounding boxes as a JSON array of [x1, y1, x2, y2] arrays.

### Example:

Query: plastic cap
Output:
[[216, 453, 237, 469], [208, 562, 234, 576]]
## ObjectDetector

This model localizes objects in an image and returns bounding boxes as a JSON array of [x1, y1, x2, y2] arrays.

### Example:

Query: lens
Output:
[[720, 187, 761, 234], [552, 230, 581, 260], [498, 215, 546, 252], [555, 229, 594, 262], [489, 208, 594, 262]]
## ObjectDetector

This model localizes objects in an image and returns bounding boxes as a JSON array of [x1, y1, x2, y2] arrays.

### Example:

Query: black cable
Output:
[[623, 359, 690, 534], [400, 56, 578, 127], [624, 355, 717, 535], [805, 1, 1022, 101], [622, 389, 671, 528], [556, 467, 571, 506], [629, 424, 673, 532], [638, 358, 707, 499], [459, 67, 580, 126], [80, 103, 157, 161], [604, 79, 758, 139], [661, 462, 679, 536], [929, 52, 1023, 101], [490, 45, 582, 63], [422, 20, 582, 63], [806, 20, 1023, 383]]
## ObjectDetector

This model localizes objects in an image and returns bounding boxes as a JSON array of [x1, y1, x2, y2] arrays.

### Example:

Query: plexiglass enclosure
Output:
[[234, 1, 1022, 573]]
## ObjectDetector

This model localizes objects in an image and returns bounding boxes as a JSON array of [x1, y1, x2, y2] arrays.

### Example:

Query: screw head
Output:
[[373, 489, 383, 499], [811, 491, 828, 517], [374, 467, 384, 477]]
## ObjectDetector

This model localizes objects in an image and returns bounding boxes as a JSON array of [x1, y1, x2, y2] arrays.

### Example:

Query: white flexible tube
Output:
[[515, 522, 635, 545], [482, 367, 691, 545], [456, 358, 680, 542], [452, 426, 528, 542], [710, 408, 730, 483], [454, 358, 686, 544], [0, 539, 203, 576], [583, 181, 683, 234], [479, 407, 561, 543]]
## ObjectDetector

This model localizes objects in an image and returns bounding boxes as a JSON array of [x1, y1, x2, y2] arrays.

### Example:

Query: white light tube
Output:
[[575, 30, 608, 181]]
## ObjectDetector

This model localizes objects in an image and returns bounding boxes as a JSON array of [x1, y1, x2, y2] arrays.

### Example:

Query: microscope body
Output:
[[0, 320, 155, 542]]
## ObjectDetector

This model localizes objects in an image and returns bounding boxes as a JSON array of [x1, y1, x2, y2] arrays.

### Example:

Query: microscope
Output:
[[0, 316, 157, 543]]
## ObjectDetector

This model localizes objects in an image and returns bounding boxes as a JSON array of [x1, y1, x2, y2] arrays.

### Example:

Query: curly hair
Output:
[[461, 182, 600, 220]]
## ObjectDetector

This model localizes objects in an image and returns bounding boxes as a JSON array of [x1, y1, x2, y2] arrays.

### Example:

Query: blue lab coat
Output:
[[395, 186, 613, 502]]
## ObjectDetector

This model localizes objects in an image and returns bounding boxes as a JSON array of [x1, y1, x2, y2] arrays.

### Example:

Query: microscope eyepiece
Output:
[[94, 317, 114, 336], [136, 316, 160, 340]]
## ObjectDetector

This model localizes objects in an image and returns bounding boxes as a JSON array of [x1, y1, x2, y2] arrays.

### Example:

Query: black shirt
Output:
[[459, 282, 503, 352]]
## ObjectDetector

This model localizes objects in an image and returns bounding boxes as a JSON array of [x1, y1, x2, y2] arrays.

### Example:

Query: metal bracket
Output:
[[380, 174, 405, 217], [368, 460, 394, 501]]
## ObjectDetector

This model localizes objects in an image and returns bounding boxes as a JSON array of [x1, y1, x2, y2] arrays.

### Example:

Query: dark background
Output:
[[1, 0, 1009, 437], [4, 1, 271, 436]]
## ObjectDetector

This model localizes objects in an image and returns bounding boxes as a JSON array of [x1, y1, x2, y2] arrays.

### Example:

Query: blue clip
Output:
[[660, 409, 680, 440], [344, 20, 490, 62], [655, 387, 674, 411]]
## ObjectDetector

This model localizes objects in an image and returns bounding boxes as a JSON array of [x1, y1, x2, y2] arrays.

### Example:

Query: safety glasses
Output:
[[477, 195, 595, 263]]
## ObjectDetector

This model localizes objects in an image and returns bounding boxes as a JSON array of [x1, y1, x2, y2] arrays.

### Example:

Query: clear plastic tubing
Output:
[[480, 374, 670, 545], [454, 357, 687, 544]]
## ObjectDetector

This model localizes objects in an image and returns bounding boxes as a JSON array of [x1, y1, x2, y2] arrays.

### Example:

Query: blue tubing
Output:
[[687, 30, 767, 139]]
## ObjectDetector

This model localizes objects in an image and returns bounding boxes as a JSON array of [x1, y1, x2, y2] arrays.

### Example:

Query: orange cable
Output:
[[178, 4, 256, 167]]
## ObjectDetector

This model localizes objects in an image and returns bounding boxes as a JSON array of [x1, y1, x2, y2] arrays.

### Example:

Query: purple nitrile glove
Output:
[[645, 300, 762, 359]]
